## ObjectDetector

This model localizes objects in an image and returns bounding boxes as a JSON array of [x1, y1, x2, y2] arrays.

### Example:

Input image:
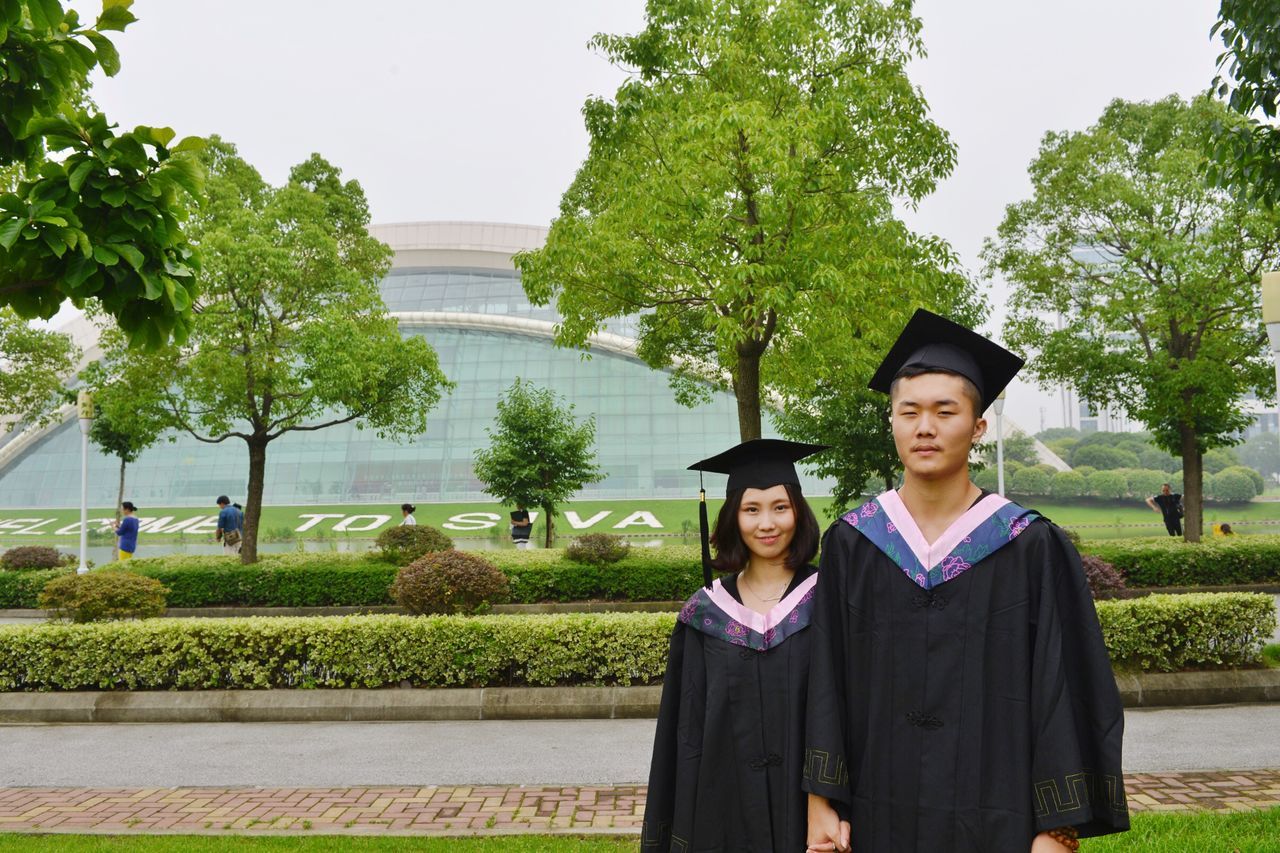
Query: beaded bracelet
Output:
[[1046, 826, 1080, 852]]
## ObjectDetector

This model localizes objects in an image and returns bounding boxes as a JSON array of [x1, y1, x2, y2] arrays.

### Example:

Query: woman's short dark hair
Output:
[[401, 503, 416, 513], [121, 501, 136, 512], [710, 482, 820, 574]]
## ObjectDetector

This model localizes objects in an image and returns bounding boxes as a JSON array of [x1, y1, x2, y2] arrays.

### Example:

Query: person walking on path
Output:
[[216, 495, 242, 556], [1146, 483, 1184, 537], [114, 501, 139, 561], [804, 310, 1128, 853], [400, 504, 417, 526], [643, 439, 829, 852]]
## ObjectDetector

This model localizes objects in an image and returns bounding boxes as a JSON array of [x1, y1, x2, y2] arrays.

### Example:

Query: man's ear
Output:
[[972, 416, 987, 444]]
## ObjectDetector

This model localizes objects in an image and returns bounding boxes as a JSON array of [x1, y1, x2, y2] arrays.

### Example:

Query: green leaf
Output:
[[100, 186, 126, 206], [171, 136, 205, 154], [0, 217, 24, 250], [83, 31, 120, 76], [96, 2, 137, 32], [92, 244, 120, 265], [137, 125, 175, 147], [109, 242, 145, 270], [67, 160, 95, 193]]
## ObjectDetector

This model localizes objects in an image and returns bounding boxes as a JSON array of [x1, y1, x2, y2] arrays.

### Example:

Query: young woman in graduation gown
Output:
[[642, 439, 835, 853]]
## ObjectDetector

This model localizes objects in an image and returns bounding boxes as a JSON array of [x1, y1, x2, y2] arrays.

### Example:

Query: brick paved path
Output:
[[0, 772, 1276, 836]]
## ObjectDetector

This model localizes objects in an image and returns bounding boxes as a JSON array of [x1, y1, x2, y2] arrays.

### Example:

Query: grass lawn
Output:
[[5, 496, 1280, 546], [1, 810, 1278, 850], [1264, 644, 1280, 668]]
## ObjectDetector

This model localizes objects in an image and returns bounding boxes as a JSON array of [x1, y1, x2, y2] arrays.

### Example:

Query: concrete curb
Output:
[[1115, 669, 1280, 707], [0, 686, 665, 724], [0, 670, 1276, 723]]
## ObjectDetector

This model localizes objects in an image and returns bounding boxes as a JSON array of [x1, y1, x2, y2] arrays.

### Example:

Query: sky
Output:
[[73, 0, 1226, 433]]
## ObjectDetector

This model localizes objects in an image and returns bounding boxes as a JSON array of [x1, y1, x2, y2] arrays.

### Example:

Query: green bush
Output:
[[1123, 468, 1169, 500], [391, 551, 510, 614], [973, 467, 999, 492], [1082, 536, 1280, 586], [1, 546, 71, 571], [1049, 470, 1086, 499], [38, 570, 169, 623], [0, 613, 675, 690], [1073, 445, 1139, 470], [1097, 593, 1275, 671], [1087, 469, 1128, 500], [0, 593, 1270, 690], [1010, 466, 1051, 496], [489, 546, 702, 603], [1207, 469, 1257, 503], [1229, 465, 1267, 495], [374, 525, 454, 565], [0, 568, 70, 607], [565, 533, 630, 566], [1072, 465, 1097, 479]]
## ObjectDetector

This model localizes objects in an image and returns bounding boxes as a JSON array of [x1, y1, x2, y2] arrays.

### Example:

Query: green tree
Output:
[[979, 428, 1039, 468], [473, 379, 604, 548], [77, 324, 168, 556], [0, 0, 203, 347], [0, 307, 78, 429], [110, 140, 451, 562], [986, 95, 1280, 541], [517, 0, 961, 441], [1211, 0, 1280, 207]]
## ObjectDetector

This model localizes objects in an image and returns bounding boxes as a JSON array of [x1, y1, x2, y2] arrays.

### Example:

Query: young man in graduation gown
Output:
[[804, 310, 1128, 853]]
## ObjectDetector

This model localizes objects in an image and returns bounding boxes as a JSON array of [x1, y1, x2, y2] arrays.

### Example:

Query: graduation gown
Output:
[[803, 490, 1128, 851], [642, 564, 818, 852]]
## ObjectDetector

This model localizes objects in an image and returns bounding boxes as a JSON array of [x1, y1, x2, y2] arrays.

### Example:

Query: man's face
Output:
[[1161, 484, 1171, 495], [891, 372, 986, 482]]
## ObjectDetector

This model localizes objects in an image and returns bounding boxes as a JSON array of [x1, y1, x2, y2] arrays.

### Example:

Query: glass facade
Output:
[[0, 265, 815, 508]]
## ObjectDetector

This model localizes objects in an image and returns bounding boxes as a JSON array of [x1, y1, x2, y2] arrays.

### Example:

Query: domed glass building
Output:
[[0, 222, 822, 509]]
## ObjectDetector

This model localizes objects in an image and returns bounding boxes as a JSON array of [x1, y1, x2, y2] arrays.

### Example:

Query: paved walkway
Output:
[[0, 772, 1277, 836]]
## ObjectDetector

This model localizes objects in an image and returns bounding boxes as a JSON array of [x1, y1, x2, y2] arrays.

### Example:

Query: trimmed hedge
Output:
[[1082, 536, 1280, 587], [492, 547, 701, 603], [0, 592, 1271, 690], [1097, 593, 1276, 671], [0, 613, 674, 690], [0, 568, 71, 608]]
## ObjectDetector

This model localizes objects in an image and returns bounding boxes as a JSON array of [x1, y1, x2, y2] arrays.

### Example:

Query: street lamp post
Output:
[[1263, 272, 1280, 490], [993, 390, 1007, 497], [76, 391, 95, 574]]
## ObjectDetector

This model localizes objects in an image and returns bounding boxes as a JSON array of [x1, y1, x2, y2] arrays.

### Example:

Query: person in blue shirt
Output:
[[114, 501, 140, 560], [216, 495, 243, 555]]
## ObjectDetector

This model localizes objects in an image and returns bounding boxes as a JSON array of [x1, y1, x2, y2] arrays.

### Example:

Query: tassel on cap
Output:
[[699, 475, 712, 589]]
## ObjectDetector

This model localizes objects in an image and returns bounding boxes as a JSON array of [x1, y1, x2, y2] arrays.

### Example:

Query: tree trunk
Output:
[[242, 436, 268, 564], [113, 457, 126, 561], [734, 346, 764, 442], [1179, 426, 1203, 543], [542, 503, 554, 548]]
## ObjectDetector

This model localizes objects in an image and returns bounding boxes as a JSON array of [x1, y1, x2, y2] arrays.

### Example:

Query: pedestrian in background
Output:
[[114, 501, 140, 561], [216, 495, 242, 555], [1145, 483, 1183, 537], [400, 503, 417, 526]]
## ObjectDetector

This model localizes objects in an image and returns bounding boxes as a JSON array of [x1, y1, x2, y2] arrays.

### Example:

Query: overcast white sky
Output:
[[76, 0, 1225, 432]]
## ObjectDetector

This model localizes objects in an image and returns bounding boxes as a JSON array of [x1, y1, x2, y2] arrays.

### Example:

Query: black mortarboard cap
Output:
[[868, 309, 1024, 412], [688, 439, 828, 588]]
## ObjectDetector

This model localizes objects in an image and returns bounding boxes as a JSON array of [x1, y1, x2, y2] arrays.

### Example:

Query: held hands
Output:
[[1030, 831, 1074, 852], [806, 794, 851, 853]]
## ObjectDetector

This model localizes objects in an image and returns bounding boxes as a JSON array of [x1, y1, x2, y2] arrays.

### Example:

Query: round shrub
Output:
[[1221, 465, 1264, 497], [1072, 465, 1097, 479], [1081, 555, 1126, 599], [1, 546, 71, 571], [391, 551, 511, 614], [1208, 468, 1256, 503], [38, 570, 168, 623], [374, 524, 454, 565], [1010, 466, 1051, 496], [973, 467, 999, 492], [1125, 468, 1169, 501], [1086, 470, 1128, 500], [1049, 470, 1086, 499], [566, 533, 630, 566]]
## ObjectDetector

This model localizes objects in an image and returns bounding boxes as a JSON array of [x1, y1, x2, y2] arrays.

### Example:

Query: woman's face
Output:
[[737, 484, 796, 563]]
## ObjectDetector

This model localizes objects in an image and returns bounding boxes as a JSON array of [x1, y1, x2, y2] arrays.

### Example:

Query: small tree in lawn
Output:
[[79, 343, 167, 557], [473, 379, 604, 548]]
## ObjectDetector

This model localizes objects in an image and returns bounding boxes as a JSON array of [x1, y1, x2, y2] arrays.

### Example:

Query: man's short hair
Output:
[[121, 501, 136, 511], [889, 366, 984, 416], [216, 495, 230, 505]]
